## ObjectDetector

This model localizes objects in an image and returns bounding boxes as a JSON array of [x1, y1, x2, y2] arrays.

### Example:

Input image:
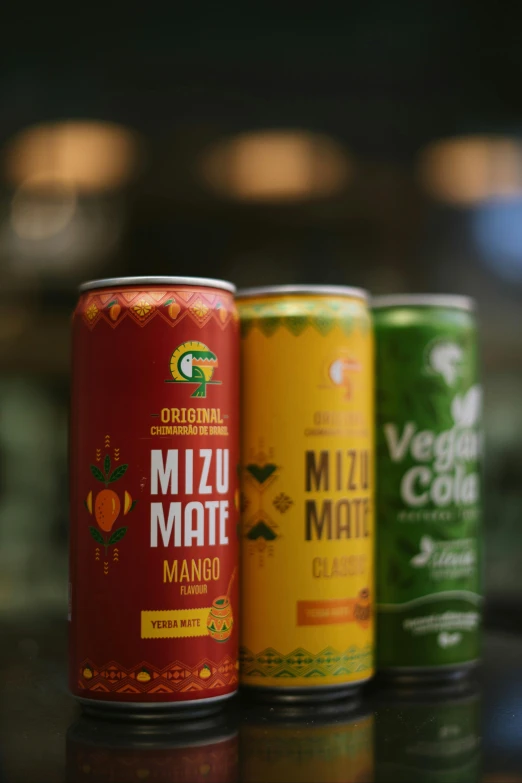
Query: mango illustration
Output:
[[136, 770, 150, 780], [106, 300, 121, 321], [199, 764, 211, 776], [218, 306, 227, 323], [199, 665, 211, 680], [85, 491, 93, 514], [137, 669, 151, 683], [124, 490, 133, 515], [165, 299, 181, 320], [95, 489, 121, 532], [82, 666, 93, 680], [110, 303, 121, 321]]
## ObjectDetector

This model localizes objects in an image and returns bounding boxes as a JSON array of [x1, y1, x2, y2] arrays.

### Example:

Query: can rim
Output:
[[236, 285, 368, 301], [371, 294, 475, 311], [78, 276, 236, 294]]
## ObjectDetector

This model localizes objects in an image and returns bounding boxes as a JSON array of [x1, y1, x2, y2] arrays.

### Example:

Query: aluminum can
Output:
[[69, 276, 240, 718], [373, 294, 482, 679], [238, 285, 374, 701]]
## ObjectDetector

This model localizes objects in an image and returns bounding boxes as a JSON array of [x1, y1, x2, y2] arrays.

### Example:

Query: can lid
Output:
[[79, 276, 236, 294], [236, 285, 368, 301], [371, 294, 475, 312]]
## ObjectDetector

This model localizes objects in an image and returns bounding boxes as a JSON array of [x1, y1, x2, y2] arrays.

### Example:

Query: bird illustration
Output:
[[168, 341, 218, 397]]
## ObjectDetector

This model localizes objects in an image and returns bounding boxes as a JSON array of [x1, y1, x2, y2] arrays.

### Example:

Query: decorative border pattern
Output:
[[240, 644, 373, 679], [78, 655, 238, 693], [78, 288, 238, 331], [239, 298, 370, 338]]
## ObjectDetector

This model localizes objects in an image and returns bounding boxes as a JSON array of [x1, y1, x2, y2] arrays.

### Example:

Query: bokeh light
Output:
[[3, 121, 140, 193], [200, 130, 351, 201], [418, 135, 522, 205]]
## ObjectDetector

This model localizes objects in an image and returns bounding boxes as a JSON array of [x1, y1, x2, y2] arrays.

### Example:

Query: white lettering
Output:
[[150, 501, 181, 546], [199, 449, 212, 494], [401, 466, 430, 506], [219, 500, 229, 544], [185, 449, 193, 494], [206, 500, 219, 545], [184, 501, 204, 546], [411, 430, 434, 461], [384, 423, 416, 462], [216, 449, 229, 494], [151, 450, 178, 495], [431, 474, 453, 506]]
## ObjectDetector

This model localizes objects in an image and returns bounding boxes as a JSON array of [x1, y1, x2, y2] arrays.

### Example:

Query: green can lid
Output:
[[371, 294, 475, 312]]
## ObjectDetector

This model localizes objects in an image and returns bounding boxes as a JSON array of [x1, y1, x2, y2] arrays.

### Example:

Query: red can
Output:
[[69, 276, 240, 718]]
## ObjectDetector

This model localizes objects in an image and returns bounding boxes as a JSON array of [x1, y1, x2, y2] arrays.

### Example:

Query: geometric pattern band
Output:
[[78, 655, 238, 693], [240, 645, 373, 679]]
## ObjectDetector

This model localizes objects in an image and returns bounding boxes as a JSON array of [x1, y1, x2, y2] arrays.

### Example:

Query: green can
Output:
[[373, 295, 483, 679]]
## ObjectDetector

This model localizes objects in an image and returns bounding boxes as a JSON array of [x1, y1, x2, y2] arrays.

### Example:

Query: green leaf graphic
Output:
[[246, 463, 277, 484], [89, 527, 105, 545], [104, 454, 111, 476], [129, 500, 138, 513], [164, 299, 174, 306], [246, 521, 277, 541], [106, 300, 118, 308], [108, 527, 127, 545], [90, 465, 106, 483], [109, 464, 128, 483]]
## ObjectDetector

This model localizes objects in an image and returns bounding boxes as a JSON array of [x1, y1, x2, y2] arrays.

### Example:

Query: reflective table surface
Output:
[[1, 620, 521, 781]]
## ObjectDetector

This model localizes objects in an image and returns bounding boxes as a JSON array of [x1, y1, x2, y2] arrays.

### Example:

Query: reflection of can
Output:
[[67, 712, 239, 783], [373, 295, 482, 680], [69, 277, 240, 718], [241, 702, 374, 783], [238, 286, 374, 701], [375, 683, 481, 782]]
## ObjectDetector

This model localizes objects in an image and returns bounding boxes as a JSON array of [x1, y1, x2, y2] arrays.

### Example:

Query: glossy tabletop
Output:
[[1, 619, 521, 781]]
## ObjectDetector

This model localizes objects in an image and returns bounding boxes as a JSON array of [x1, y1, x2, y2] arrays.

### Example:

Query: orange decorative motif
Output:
[[133, 299, 154, 319], [78, 656, 239, 693], [84, 439, 137, 568], [123, 490, 133, 514], [107, 299, 121, 321], [164, 298, 181, 320], [95, 489, 121, 532], [79, 288, 238, 331], [191, 298, 210, 319], [85, 303, 99, 322]]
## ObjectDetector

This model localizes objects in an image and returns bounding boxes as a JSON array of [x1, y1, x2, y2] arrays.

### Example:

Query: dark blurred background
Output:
[[1, 5, 521, 623]]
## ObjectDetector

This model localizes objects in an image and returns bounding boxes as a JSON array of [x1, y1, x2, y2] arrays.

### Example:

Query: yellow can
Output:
[[238, 285, 374, 700]]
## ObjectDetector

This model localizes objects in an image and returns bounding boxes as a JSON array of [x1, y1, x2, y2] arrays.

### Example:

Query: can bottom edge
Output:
[[75, 691, 236, 721], [241, 678, 370, 704], [377, 659, 480, 685]]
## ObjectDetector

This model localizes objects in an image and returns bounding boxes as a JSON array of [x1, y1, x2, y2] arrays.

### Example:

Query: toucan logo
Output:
[[166, 341, 220, 398]]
